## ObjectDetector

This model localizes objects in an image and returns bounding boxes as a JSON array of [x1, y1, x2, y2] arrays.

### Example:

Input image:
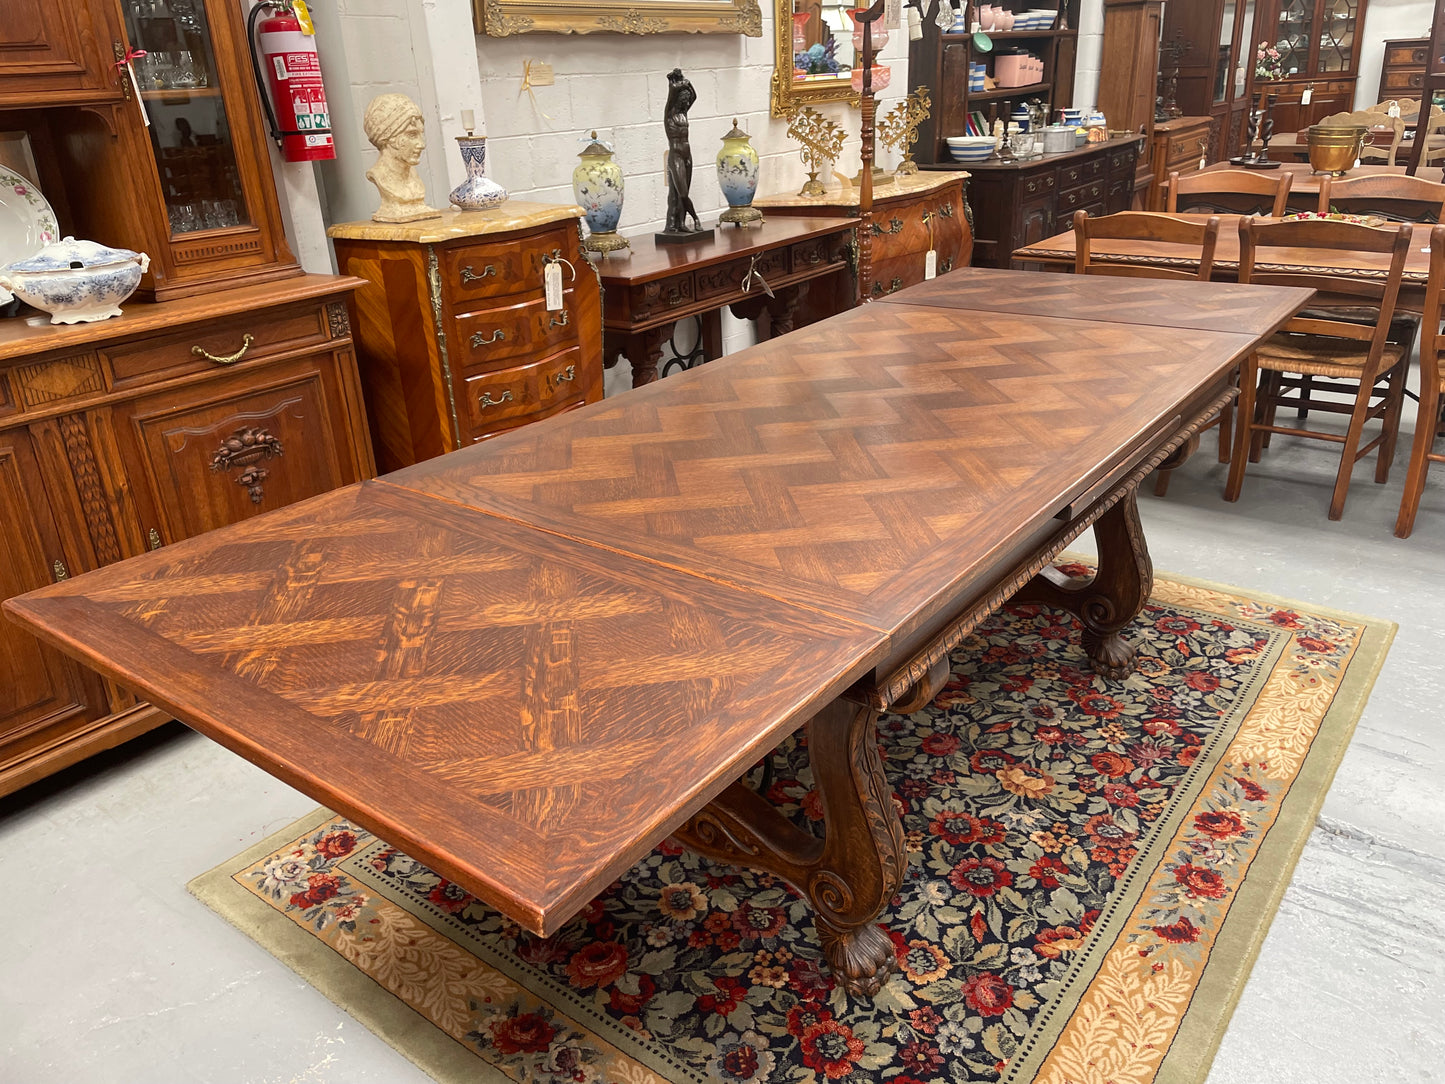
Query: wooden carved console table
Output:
[[593, 217, 855, 387], [5, 271, 1309, 994]]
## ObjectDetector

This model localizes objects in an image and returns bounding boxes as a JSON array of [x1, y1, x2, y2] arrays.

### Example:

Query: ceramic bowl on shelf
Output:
[[946, 136, 996, 162], [0, 236, 150, 324]]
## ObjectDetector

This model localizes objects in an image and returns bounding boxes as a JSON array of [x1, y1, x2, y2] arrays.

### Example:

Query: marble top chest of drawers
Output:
[[330, 204, 604, 473]]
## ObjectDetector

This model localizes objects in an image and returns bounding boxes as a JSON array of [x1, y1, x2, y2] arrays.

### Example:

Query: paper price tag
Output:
[[1301, 85, 1313, 105], [1199, 154, 1207, 171], [544, 262, 564, 310], [925, 249, 938, 280]]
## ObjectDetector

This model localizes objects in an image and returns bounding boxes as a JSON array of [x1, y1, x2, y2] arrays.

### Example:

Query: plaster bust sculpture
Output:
[[363, 93, 440, 223]]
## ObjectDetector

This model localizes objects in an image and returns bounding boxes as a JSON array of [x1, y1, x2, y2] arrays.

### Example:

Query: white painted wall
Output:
[[1353, 0, 1434, 108], [473, 15, 909, 236], [1074, 0, 1105, 111]]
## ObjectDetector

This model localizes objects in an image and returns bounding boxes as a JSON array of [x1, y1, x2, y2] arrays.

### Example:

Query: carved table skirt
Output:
[[594, 217, 856, 387]]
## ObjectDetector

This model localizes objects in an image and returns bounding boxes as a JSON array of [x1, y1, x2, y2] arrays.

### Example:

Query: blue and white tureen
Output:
[[0, 236, 150, 324]]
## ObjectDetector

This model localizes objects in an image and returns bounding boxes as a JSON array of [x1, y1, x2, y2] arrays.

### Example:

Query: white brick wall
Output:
[[294, 1, 1105, 384], [1073, 0, 1104, 111], [470, 9, 909, 366], [473, 13, 911, 239]]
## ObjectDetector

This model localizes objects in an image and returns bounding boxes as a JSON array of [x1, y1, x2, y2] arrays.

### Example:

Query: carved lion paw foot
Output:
[[1085, 632, 1137, 681], [823, 922, 898, 997]]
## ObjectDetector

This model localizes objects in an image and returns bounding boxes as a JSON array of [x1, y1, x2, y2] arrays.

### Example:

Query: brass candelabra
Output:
[[786, 106, 847, 198], [879, 86, 931, 176]]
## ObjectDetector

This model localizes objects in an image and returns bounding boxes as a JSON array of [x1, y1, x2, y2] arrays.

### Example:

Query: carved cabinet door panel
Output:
[[0, 0, 122, 104], [1018, 197, 1057, 251], [0, 428, 108, 760], [112, 353, 366, 545]]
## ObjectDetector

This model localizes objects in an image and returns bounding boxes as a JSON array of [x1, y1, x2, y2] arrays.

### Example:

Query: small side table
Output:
[[592, 217, 856, 387]]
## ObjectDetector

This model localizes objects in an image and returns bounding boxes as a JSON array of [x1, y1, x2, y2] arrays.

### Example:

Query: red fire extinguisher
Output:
[[247, 1, 335, 162]]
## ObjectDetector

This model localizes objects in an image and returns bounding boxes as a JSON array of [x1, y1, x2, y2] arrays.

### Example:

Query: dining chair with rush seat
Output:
[[1164, 169, 1294, 218], [1225, 217, 1414, 521], [1073, 209, 1226, 496], [1279, 172, 1445, 440], [1396, 223, 1445, 538]]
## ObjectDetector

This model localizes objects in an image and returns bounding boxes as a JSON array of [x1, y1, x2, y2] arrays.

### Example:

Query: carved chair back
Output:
[[1073, 210, 1221, 281], [1317, 172, 1445, 223], [1166, 169, 1293, 217]]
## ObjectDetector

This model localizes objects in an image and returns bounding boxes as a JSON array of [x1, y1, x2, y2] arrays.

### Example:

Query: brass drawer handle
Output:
[[666, 288, 687, 307], [471, 329, 506, 348], [52, 558, 68, 582], [461, 264, 497, 283], [478, 389, 514, 409], [148, 528, 163, 550], [548, 364, 576, 390], [549, 310, 570, 328], [192, 334, 254, 366]]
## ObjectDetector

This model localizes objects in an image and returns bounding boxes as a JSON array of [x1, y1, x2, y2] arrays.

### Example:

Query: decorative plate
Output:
[[0, 166, 60, 266]]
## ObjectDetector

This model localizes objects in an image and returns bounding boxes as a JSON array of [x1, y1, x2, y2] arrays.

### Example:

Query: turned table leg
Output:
[[1016, 487, 1154, 679], [673, 698, 906, 996]]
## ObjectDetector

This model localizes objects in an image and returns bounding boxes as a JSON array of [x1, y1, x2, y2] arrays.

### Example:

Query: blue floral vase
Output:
[[716, 119, 763, 228], [449, 134, 508, 212], [573, 131, 630, 254]]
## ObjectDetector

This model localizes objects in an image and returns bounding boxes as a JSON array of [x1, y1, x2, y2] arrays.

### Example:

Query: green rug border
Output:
[[1145, 571, 1396, 1084], [189, 808, 508, 1084], [187, 567, 1397, 1084]]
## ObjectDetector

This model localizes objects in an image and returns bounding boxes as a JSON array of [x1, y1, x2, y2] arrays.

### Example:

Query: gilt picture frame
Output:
[[473, 0, 764, 36]]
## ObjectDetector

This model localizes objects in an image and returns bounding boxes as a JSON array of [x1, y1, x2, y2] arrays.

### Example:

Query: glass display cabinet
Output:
[[1244, 0, 1367, 133], [1162, 0, 1258, 159], [0, 0, 298, 300]]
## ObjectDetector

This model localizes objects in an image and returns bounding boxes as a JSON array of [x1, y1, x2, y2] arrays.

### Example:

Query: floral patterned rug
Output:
[[190, 567, 1392, 1084]]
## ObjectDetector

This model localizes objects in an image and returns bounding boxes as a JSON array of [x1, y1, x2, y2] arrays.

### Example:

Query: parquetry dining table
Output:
[[3, 271, 1310, 996]]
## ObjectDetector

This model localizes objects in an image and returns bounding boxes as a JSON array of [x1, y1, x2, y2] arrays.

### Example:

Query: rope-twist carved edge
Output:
[[852, 387, 1238, 712]]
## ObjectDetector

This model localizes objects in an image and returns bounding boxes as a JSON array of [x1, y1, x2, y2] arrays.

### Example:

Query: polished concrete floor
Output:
[[2, 406, 1442, 1083]]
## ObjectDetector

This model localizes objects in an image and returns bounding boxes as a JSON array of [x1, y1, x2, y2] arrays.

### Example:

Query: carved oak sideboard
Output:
[[0, 275, 374, 796]]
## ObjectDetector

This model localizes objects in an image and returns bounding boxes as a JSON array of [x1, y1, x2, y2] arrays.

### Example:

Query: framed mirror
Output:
[[772, 0, 862, 116], [474, 0, 763, 36]]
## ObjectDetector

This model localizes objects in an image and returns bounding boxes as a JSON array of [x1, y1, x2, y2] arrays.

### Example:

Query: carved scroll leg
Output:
[[764, 285, 804, 338], [624, 325, 672, 388], [673, 698, 905, 997], [1015, 487, 1154, 680]]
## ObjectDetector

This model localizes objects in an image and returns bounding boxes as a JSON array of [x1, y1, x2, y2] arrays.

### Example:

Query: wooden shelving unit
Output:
[[911, 0, 1082, 167]]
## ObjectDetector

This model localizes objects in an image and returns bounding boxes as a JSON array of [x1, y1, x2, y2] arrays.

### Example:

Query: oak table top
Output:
[[876, 265, 1310, 335], [4, 271, 1312, 982]]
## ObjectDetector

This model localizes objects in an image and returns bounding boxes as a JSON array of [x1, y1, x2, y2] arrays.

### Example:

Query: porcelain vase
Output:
[[715, 120, 762, 227], [448, 135, 509, 212], [573, 131, 630, 255]]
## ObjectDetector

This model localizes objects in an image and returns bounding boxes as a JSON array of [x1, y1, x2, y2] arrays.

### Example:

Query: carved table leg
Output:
[[890, 655, 950, 714], [765, 285, 804, 338], [622, 325, 672, 388], [1015, 486, 1154, 679], [673, 698, 905, 996]]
